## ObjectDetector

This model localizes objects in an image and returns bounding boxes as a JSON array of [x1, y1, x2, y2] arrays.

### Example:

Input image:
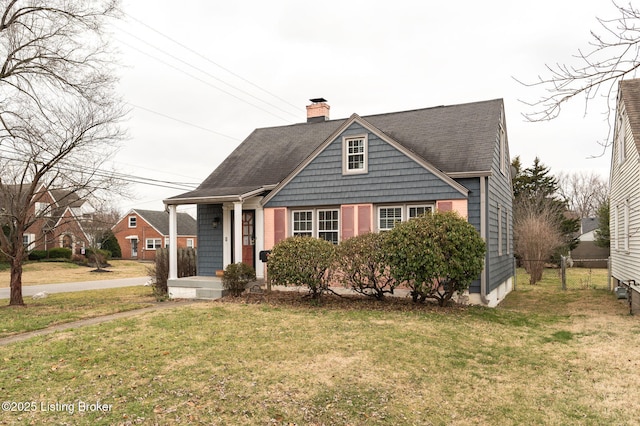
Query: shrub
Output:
[[222, 262, 256, 297], [100, 229, 122, 258], [268, 236, 335, 299], [85, 248, 111, 268], [336, 232, 398, 300], [385, 211, 486, 306], [148, 247, 197, 300], [28, 250, 48, 261], [48, 247, 72, 259]]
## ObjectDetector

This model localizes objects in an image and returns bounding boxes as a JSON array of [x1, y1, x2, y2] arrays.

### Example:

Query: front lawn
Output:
[[0, 268, 638, 425]]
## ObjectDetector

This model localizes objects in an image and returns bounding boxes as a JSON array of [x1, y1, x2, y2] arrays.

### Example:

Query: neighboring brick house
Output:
[[112, 209, 197, 261], [164, 98, 515, 305], [22, 185, 91, 255]]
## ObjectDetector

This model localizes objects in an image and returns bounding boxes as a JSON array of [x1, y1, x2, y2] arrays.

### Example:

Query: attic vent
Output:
[[306, 98, 330, 123]]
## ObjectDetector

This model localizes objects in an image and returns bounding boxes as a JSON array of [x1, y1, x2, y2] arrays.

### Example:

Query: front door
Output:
[[242, 211, 255, 268], [131, 238, 138, 258]]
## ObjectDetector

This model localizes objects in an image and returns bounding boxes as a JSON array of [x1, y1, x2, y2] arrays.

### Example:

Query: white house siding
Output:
[[610, 106, 640, 285]]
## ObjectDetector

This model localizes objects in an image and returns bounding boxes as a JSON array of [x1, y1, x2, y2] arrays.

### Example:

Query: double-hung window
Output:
[[292, 209, 340, 243], [292, 211, 313, 237], [146, 238, 162, 250], [318, 210, 339, 244], [379, 207, 403, 231], [408, 205, 433, 219], [128, 216, 137, 228], [343, 135, 367, 174]]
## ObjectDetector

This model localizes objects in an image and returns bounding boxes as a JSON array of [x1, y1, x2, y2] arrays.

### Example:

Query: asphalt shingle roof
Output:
[[133, 209, 197, 236], [169, 99, 503, 201], [620, 79, 640, 155]]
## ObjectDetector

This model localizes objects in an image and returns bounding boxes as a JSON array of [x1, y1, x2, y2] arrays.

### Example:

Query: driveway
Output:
[[0, 276, 149, 299]]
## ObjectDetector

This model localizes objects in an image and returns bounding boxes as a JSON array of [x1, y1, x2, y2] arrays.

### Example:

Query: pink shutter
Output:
[[274, 208, 286, 244], [438, 201, 453, 212], [341, 206, 355, 240], [358, 205, 372, 234]]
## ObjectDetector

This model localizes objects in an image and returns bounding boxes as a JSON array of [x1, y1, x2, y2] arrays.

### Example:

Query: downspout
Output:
[[480, 176, 490, 305]]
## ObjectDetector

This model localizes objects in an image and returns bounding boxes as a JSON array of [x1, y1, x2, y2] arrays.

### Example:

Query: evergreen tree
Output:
[[594, 200, 610, 248]]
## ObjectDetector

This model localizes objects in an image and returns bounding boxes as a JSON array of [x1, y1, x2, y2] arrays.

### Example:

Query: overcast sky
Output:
[[110, 0, 623, 215]]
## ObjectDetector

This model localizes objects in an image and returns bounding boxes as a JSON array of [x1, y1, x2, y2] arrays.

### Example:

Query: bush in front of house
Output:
[[336, 232, 398, 300], [222, 262, 256, 297], [27, 250, 48, 261], [47, 247, 72, 259], [384, 211, 486, 306], [100, 229, 122, 258], [267, 236, 336, 299], [148, 247, 198, 301], [85, 248, 111, 269]]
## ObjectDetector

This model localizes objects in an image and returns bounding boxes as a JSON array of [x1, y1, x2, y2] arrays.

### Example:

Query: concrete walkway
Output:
[[0, 299, 202, 346], [0, 276, 149, 299]]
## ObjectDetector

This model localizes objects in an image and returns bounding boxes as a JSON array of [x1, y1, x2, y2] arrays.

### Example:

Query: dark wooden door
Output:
[[242, 211, 255, 267]]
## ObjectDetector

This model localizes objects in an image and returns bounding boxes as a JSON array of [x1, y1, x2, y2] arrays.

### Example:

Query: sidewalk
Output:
[[0, 276, 149, 299], [0, 299, 201, 346]]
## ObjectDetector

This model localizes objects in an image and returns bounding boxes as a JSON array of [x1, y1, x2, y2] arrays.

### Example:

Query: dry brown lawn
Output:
[[0, 259, 150, 287]]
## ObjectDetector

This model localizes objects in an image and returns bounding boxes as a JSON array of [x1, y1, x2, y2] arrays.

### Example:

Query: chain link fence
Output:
[[560, 256, 611, 291]]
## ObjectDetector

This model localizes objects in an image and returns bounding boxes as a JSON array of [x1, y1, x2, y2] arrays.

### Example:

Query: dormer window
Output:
[[343, 135, 368, 175]]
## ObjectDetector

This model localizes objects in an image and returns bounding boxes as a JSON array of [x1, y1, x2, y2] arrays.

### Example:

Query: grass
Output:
[[0, 286, 155, 338], [0, 268, 639, 425], [0, 259, 150, 288]]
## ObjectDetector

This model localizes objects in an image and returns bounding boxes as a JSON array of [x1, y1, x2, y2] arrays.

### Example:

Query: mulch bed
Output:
[[216, 288, 468, 314]]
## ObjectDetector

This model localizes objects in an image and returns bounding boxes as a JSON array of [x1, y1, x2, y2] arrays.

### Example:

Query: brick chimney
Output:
[[306, 98, 330, 123]]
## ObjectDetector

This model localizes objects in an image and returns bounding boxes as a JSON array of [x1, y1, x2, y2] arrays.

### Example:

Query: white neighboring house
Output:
[[610, 78, 640, 312]]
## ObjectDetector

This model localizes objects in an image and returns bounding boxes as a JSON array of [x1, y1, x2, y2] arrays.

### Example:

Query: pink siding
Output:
[[264, 207, 287, 250], [437, 200, 468, 219], [357, 205, 372, 234]]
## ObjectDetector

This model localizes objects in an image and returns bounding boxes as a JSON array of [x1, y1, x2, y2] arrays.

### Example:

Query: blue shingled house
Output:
[[164, 98, 515, 306]]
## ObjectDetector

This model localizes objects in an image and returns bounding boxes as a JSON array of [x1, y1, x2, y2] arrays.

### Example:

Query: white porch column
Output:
[[222, 205, 232, 269], [255, 206, 265, 278], [233, 201, 243, 264], [168, 204, 178, 280]]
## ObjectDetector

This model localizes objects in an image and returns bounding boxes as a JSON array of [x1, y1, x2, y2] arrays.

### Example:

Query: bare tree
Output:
[[557, 171, 609, 218], [0, 0, 125, 306], [514, 196, 565, 284], [518, 1, 640, 141]]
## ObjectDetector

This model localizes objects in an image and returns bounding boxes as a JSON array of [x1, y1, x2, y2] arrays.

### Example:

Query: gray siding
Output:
[[456, 177, 482, 294], [197, 204, 223, 276], [486, 116, 515, 295], [265, 123, 466, 208]]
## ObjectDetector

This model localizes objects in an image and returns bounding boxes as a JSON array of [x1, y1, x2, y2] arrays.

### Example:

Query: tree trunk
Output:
[[9, 255, 24, 306]]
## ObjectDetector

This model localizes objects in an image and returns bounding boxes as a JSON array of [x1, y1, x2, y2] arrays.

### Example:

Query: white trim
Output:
[[407, 204, 435, 219], [128, 215, 137, 228], [498, 204, 503, 256], [290, 208, 340, 243], [125, 235, 138, 240], [342, 134, 368, 175], [377, 206, 404, 231], [145, 238, 162, 250]]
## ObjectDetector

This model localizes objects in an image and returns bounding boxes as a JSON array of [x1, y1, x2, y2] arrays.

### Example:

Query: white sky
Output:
[[110, 0, 622, 215]]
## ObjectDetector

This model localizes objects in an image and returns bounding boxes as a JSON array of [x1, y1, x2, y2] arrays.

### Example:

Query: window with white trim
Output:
[[499, 122, 507, 175], [408, 205, 434, 219], [318, 210, 339, 244], [498, 205, 503, 256], [292, 211, 313, 237], [186, 238, 194, 248], [164, 237, 170, 248], [35, 202, 50, 217], [343, 135, 367, 174], [617, 110, 626, 165], [614, 204, 619, 251], [128, 216, 137, 228], [146, 238, 162, 250], [624, 199, 630, 252], [379, 207, 403, 231]]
